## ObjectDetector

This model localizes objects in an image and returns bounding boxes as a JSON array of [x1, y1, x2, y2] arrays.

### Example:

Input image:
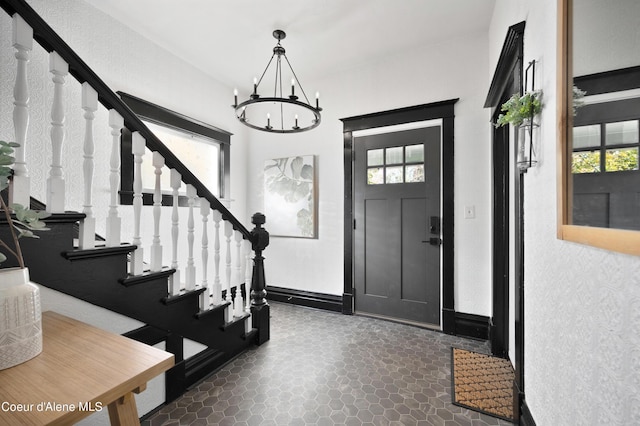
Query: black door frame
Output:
[[490, 94, 512, 358], [341, 99, 458, 334], [484, 21, 526, 422]]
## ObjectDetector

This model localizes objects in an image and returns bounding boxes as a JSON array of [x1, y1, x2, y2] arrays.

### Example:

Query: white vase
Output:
[[0, 267, 42, 369]]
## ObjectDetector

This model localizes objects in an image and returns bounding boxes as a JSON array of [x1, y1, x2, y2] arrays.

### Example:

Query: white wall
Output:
[[246, 32, 494, 317], [490, 0, 640, 424]]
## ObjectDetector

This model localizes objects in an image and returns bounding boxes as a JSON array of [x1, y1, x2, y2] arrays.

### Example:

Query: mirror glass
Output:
[[570, 0, 640, 230]]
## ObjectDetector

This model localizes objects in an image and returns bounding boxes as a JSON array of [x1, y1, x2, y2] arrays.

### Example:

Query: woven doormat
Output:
[[451, 347, 515, 422]]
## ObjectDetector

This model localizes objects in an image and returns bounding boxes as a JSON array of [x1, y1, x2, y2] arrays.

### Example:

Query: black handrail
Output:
[[1, 0, 250, 237]]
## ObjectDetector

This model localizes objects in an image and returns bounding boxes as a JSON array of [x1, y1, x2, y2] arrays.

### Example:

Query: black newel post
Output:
[[249, 212, 270, 345]]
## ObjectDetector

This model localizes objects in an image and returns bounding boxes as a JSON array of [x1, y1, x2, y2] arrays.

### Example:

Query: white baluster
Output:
[[234, 231, 243, 317], [106, 110, 123, 247], [150, 152, 164, 272], [244, 239, 253, 334], [224, 220, 233, 323], [78, 83, 97, 249], [185, 185, 197, 291], [46, 52, 68, 213], [11, 15, 32, 207], [199, 199, 210, 311], [169, 169, 181, 295], [211, 210, 222, 305], [130, 132, 145, 275]]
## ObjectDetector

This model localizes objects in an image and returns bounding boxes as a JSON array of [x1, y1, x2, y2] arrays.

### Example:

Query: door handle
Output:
[[421, 237, 441, 246]]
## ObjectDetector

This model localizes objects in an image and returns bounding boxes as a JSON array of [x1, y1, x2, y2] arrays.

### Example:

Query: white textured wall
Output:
[[490, 0, 640, 424], [247, 32, 494, 317]]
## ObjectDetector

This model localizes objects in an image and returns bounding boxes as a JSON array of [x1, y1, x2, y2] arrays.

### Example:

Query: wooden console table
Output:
[[0, 311, 174, 425]]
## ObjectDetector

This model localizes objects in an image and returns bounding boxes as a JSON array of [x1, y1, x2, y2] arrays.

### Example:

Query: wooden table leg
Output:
[[107, 391, 140, 426]]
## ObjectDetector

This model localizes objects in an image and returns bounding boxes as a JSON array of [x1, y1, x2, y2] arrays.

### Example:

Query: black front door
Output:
[[353, 126, 441, 325]]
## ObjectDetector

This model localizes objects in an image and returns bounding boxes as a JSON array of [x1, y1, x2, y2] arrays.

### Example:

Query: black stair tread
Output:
[[63, 244, 136, 260], [0, 211, 85, 225], [184, 347, 227, 387], [195, 301, 231, 319], [120, 268, 176, 287], [163, 288, 206, 305], [184, 347, 225, 370], [220, 312, 251, 331]]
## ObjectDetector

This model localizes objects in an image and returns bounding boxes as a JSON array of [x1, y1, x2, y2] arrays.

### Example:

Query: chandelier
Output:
[[232, 30, 322, 134]]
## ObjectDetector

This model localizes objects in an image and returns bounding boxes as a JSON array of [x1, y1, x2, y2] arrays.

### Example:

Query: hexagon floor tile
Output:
[[143, 302, 512, 425]]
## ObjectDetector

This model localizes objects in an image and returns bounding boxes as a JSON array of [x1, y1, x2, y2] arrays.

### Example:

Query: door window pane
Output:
[[405, 144, 424, 163], [367, 149, 384, 166], [573, 125, 601, 149], [386, 147, 403, 165], [605, 120, 639, 145], [367, 167, 384, 185], [385, 166, 404, 184], [405, 165, 424, 182], [605, 147, 639, 172], [572, 151, 601, 173]]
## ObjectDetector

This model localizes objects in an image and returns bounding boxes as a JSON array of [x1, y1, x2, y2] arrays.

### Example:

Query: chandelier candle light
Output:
[[233, 30, 322, 134]]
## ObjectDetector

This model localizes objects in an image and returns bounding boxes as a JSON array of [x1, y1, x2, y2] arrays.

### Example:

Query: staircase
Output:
[[0, 0, 270, 405]]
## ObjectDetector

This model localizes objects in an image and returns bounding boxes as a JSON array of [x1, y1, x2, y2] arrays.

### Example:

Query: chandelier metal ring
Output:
[[235, 97, 321, 134]]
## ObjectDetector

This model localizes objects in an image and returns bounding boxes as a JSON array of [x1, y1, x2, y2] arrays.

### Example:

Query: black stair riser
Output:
[[0, 214, 81, 271]]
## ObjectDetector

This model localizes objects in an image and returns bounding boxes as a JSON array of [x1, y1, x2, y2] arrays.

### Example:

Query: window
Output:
[[141, 121, 220, 196], [118, 92, 231, 205], [366, 144, 425, 185], [572, 120, 640, 174]]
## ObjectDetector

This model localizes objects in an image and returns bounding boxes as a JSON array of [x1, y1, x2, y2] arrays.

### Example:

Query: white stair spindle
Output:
[[199, 199, 210, 310], [185, 185, 197, 291], [106, 110, 123, 247], [11, 15, 33, 207], [78, 83, 98, 249], [211, 210, 222, 305], [46, 52, 68, 213], [244, 239, 253, 334], [130, 132, 145, 275], [169, 169, 181, 295], [234, 231, 243, 317], [150, 152, 164, 272], [224, 220, 233, 323]]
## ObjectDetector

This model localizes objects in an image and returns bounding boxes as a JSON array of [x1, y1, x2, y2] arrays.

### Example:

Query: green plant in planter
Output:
[[495, 91, 543, 128], [0, 140, 49, 267], [573, 85, 586, 116]]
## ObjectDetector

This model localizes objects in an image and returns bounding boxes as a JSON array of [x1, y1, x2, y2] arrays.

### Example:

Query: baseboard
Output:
[[520, 399, 537, 426], [266, 286, 343, 313], [454, 312, 490, 341]]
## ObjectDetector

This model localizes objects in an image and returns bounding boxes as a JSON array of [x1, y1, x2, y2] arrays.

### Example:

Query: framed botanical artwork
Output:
[[264, 155, 317, 238]]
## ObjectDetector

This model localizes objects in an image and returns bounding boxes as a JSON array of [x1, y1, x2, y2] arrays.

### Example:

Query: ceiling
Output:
[[82, 0, 496, 91]]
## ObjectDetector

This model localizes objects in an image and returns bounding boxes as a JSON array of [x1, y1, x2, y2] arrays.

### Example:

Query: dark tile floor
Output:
[[143, 303, 512, 426]]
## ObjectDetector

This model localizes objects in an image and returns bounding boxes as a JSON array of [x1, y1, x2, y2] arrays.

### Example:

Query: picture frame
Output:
[[264, 155, 317, 238]]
